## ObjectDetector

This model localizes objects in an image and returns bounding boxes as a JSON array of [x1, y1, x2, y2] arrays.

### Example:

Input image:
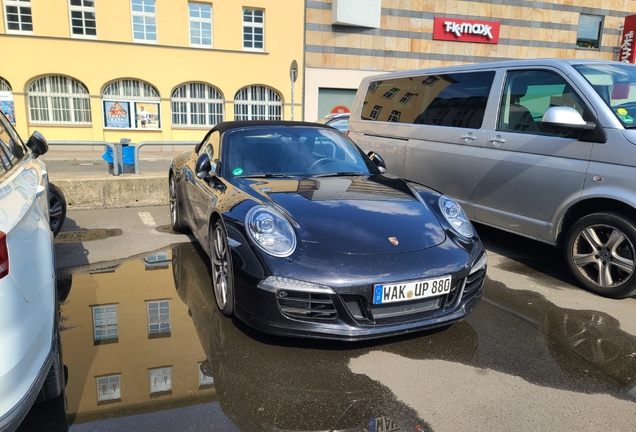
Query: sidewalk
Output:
[[43, 146, 184, 210]]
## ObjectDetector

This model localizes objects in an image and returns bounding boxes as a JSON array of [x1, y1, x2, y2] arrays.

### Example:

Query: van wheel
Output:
[[564, 212, 636, 298], [48, 183, 66, 237]]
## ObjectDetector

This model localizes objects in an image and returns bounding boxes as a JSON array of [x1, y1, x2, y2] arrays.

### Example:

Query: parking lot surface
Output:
[[16, 206, 636, 431]]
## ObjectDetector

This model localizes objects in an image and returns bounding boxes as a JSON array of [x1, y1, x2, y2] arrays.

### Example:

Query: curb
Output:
[[49, 172, 169, 210]]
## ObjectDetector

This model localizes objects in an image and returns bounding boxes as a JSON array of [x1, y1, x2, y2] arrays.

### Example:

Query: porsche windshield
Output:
[[573, 63, 636, 128], [224, 126, 377, 177]]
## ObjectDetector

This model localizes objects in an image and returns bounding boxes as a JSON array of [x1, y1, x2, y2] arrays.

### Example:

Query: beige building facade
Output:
[[304, 0, 636, 121]]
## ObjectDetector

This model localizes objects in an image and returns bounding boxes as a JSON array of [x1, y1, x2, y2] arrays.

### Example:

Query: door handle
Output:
[[488, 136, 506, 146], [461, 134, 477, 141]]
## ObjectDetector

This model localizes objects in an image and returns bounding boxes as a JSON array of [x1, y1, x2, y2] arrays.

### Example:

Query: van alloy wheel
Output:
[[565, 212, 636, 298]]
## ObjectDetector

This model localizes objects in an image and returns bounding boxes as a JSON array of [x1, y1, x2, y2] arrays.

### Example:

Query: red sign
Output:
[[620, 14, 636, 64], [433, 17, 500, 44], [330, 105, 350, 115]]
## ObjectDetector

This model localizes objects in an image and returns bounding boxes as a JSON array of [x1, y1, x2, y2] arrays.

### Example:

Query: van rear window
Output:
[[362, 71, 495, 129]]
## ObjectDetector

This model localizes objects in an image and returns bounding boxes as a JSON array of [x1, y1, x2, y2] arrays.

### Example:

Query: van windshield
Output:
[[573, 63, 636, 128]]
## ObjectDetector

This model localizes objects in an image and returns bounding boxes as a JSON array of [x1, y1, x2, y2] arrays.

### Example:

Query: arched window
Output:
[[234, 85, 282, 121], [102, 79, 160, 129], [27, 75, 91, 124], [171, 83, 223, 127], [0, 77, 11, 92]]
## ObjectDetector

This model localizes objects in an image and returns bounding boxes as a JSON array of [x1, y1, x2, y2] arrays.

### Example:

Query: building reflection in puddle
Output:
[[60, 249, 220, 427]]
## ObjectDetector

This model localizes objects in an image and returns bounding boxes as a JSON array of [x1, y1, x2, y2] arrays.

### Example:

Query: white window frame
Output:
[[370, 105, 382, 120], [382, 87, 400, 99], [0, 77, 11, 92], [171, 82, 224, 128], [69, 0, 96, 39], [147, 300, 171, 336], [96, 374, 121, 403], [242, 8, 264, 52], [92, 304, 118, 343], [3, 0, 33, 34], [131, 0, 157, 43], [149, 367, 172, 395], [234, 85, 281, 121], [27, 75, 92, 125], [388, 110, 401, 122], [188, 2, 212, 48]]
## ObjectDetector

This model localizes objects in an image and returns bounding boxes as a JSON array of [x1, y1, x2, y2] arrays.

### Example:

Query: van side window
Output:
[[362, 77, 420, 123], [413, 71, 494, 129], [0, 115, 26, 178], [498, 70, 587, 136]]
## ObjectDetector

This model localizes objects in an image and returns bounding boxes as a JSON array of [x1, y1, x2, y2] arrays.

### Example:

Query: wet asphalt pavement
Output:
[[15, 215, 636, 431]]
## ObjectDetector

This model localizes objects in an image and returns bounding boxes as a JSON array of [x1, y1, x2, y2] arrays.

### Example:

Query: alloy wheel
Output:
[[571, 224, 635, 288], [212, 224, 229, 309]]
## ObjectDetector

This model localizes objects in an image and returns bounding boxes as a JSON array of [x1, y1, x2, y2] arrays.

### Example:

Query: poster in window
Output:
[[0, 91, 16, 125], [104, 100, 131, 128], [135, 102, 161, 129]]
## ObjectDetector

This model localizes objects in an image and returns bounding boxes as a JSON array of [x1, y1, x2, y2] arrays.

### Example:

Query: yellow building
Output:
[[0, 0, 304, 143]]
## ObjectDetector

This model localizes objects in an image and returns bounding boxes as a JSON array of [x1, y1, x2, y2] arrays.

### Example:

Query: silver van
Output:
[[348, 59, 636, 299]]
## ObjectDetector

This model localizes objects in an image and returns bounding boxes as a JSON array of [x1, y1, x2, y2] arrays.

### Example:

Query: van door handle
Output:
[[461, 133, 477, 141], [488, 136, 506, 147]]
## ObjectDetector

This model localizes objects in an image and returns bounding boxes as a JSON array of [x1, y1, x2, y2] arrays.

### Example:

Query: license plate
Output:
[[373, 276, 452, 304], [368, 416, 400, 432]]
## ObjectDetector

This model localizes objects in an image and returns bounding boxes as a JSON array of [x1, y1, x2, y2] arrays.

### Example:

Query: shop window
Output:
[[147, 299, 171, 338], [0, 77, 15, 125], [69, 0, 96, 38], [189, 2, 212, 47], [243, 8, 264, 51], [131, 0, 156, 42], [96, 375, 121, 404], [27, 75, 92, 125], [172, 82, 224, 127], [576, 14, 603, 49], [92, 304, 118, 344], [102, 79, 161, 129], [3, 0, 32, 33], [234, 85, 281, 120]]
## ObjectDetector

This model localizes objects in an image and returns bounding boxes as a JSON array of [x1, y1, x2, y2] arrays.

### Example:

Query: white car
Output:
[[0, 112, 63, 431]]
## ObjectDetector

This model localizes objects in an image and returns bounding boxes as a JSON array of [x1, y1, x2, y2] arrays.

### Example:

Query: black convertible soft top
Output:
[[210, 120, 335, 134]]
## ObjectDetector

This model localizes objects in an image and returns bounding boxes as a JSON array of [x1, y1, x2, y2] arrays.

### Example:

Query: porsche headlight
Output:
[[439, 196, 473, 238], [246, 206, 296, 257]]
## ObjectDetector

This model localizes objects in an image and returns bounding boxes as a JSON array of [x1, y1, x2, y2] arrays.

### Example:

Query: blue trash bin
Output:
[[103, 145, 135, 174]]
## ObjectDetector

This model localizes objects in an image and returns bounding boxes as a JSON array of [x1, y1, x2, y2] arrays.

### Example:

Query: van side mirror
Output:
[[541, 106, 596, 131], [195, 153, 211, 179], [26, 131, 49, 158], [367, 151, 387, 173]]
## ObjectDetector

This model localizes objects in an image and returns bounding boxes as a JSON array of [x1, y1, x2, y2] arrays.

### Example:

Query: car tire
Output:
[[48, 183, 66, 237], [169, 175, 186, 232], [35, 335, 64, 404], [564, 212, 636, 298], [210, 220, 235, 317]]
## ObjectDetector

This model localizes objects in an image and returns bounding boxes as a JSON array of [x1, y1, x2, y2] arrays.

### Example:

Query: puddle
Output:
[[155, 224, 183, 234], [55, 228, 123, 243]]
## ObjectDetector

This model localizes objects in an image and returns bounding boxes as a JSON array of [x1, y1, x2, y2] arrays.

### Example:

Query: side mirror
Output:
[[26, 131, 48, 158], [541, 106, 596, 131], [195, 153, 211, 179], [367, 151, 387, 174]]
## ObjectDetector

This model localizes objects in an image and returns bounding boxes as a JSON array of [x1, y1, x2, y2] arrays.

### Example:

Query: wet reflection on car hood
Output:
[[47, 242, 636, 431]]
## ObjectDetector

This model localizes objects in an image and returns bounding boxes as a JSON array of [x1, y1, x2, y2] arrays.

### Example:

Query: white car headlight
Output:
[[246, 206, 297, 257], [439, 196, 473, 238]]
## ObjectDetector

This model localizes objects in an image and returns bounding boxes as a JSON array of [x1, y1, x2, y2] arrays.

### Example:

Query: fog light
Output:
[[278, 291, 288, 298]]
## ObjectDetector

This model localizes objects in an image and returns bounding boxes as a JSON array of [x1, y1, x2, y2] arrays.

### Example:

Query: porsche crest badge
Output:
[[388, 237, 399, 245]]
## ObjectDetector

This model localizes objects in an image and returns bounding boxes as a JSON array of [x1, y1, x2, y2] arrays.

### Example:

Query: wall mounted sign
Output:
[[330, 105, 350, 114], [620, 14, 636, 64], [433, 17, 500, 44]]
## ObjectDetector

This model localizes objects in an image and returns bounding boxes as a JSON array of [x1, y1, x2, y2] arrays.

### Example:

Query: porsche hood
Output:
[[249, 176, 446, 255]]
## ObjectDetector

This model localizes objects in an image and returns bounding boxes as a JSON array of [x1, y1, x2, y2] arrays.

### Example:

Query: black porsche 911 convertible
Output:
[[169, 121, 487, 341]]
